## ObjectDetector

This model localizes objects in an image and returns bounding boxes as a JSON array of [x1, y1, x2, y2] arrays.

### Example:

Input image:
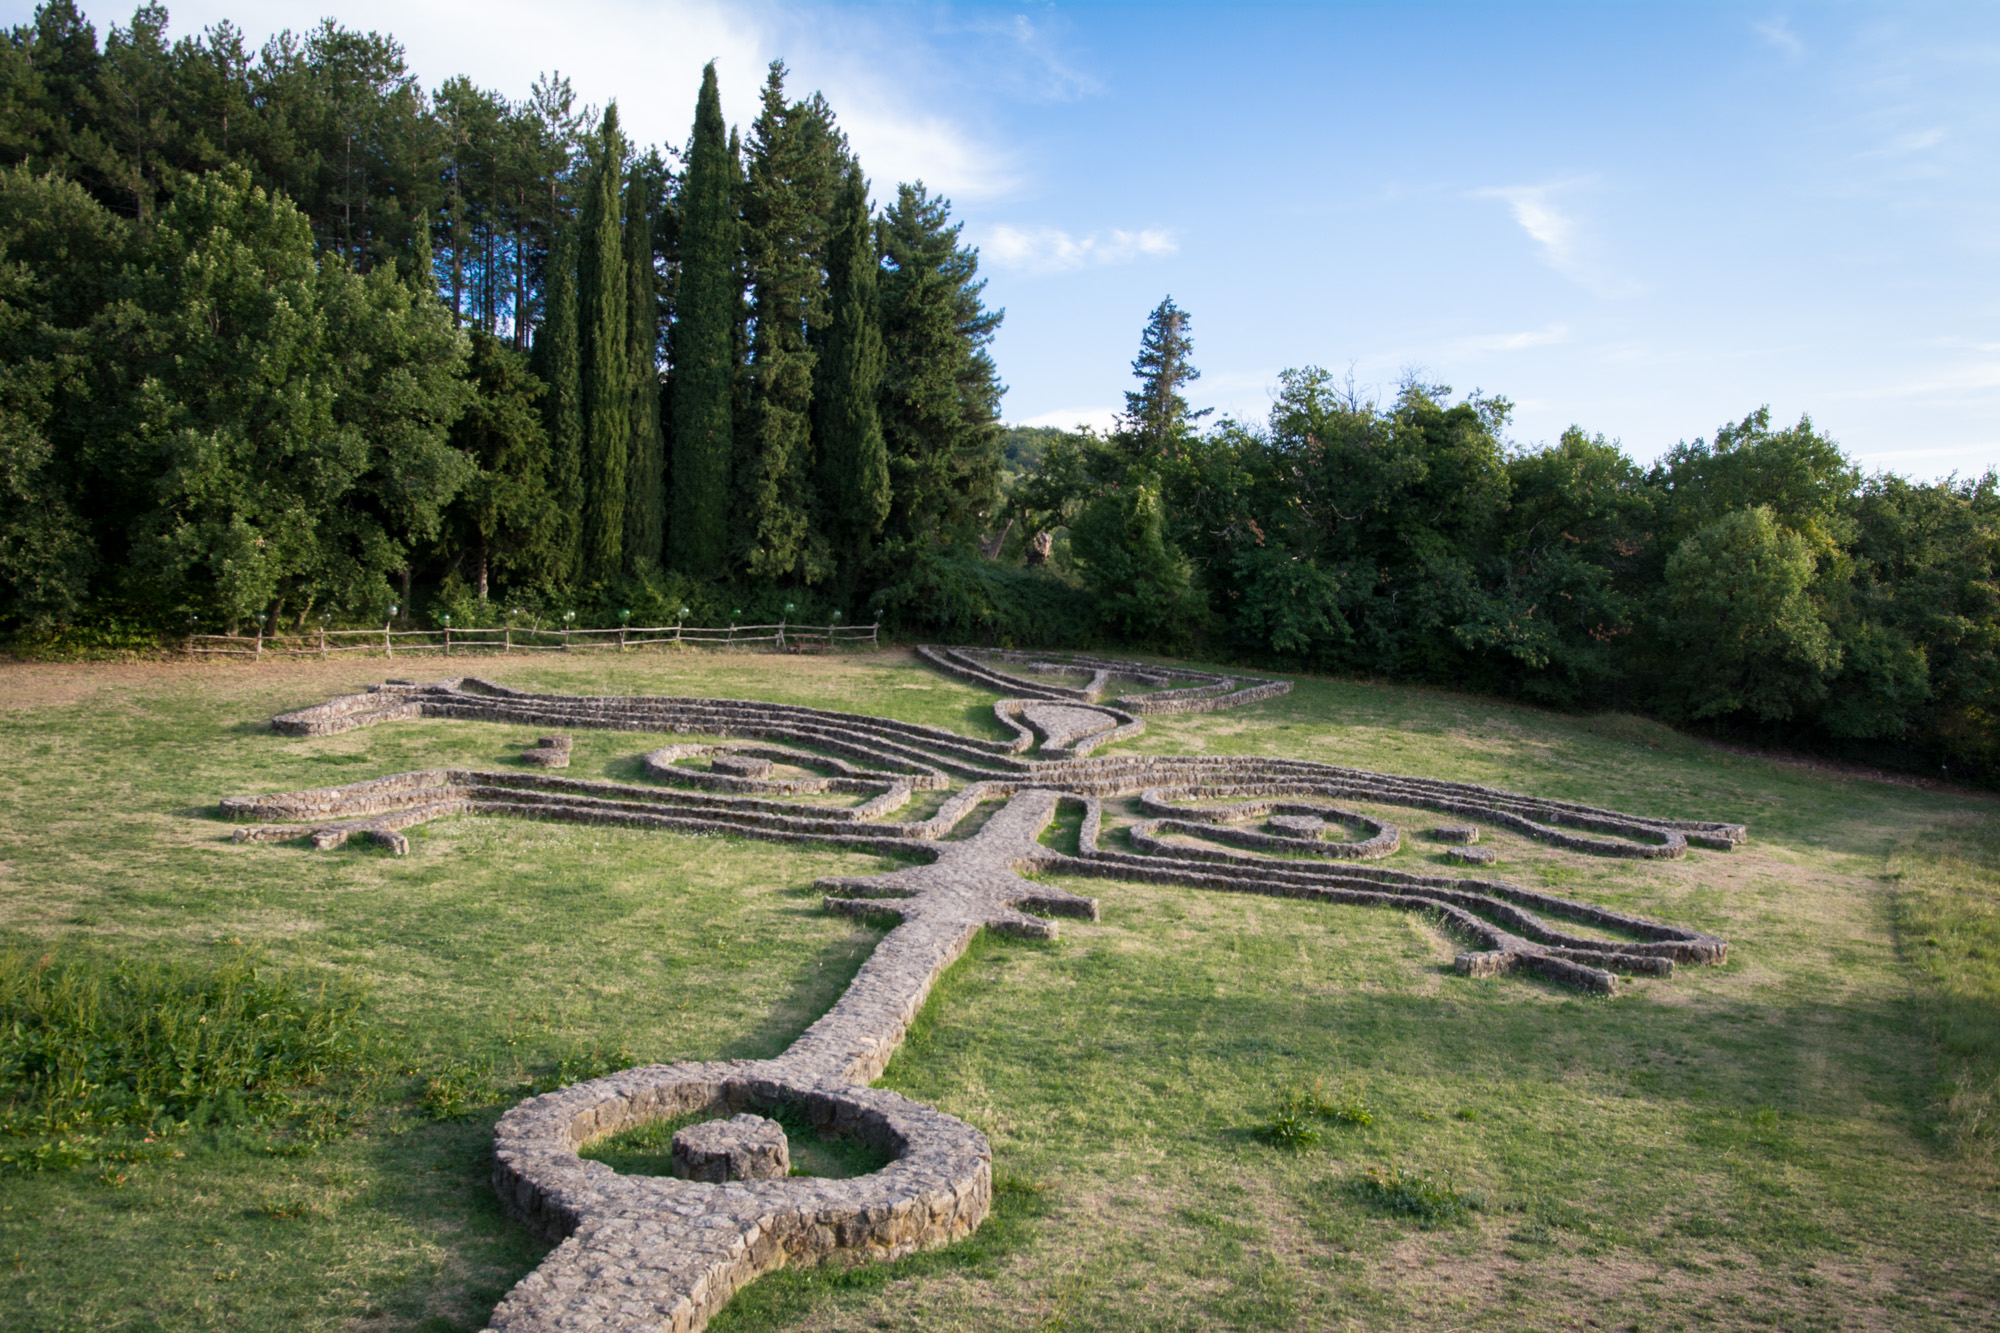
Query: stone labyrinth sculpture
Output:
[[220, 647, 1743, 1333]]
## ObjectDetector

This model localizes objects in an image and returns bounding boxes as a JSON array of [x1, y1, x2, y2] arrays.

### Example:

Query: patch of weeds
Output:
[[1352, 1162, 1484, 1227], [1258, 1077, 1373, 1147], [0, 939, 374, 1172], [527, 1042, 637, 1095], [417, 1058, 492, 1122]]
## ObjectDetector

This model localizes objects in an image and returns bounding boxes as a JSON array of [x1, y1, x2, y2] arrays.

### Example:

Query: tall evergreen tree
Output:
[[878, 182, 1004, 551], [668, 62, 735, 578], [576, 103, 629, 581], [734, 62, 844, 584], [1118, 295, 1210, 460], [812, 163, 888, 596], [623, 151, 665, 573], [529, 218, 582, 583]]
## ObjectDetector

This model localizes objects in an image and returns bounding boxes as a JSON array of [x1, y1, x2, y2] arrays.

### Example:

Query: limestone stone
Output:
[[1447, 846, 1498, 866], [710, 754, 774, 779], [1268, 815, 1326, 839], [672, 1115, 789, 1182], [1434, 824, 1478, 844]]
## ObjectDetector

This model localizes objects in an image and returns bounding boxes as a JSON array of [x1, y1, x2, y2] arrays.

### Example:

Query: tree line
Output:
[[0, 2, 1003, 633], [972, 297, 1998, 783]]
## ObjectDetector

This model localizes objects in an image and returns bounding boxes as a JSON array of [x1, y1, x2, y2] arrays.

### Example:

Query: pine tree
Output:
[[530, 220, 583, 584], [668, 62, 736, 578], [623, 151, 665, 573], [733, 62, 844, 584], [1118, 295, 1209, 460], [576, 103, 629, 581], [812, 163, 889, 596], [878, 182, 1004, 551]]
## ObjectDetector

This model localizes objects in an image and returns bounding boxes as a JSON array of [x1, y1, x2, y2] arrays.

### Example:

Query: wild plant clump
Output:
[[1259, 1078, 1374, 1147], [0, 944, 373, 1170], [1353, 1162, 1484, 1226]]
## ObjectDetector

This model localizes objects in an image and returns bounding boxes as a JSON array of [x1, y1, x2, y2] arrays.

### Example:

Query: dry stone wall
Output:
[[223, 647, 1743, 1332]]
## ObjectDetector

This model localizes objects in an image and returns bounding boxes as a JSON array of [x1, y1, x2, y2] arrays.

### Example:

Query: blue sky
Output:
[[29, 1, 2000, 477]]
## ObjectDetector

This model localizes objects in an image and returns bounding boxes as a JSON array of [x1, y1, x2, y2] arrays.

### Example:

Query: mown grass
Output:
[[0, 647, 1994, 1331], [1892, 815, 2000, 1163]]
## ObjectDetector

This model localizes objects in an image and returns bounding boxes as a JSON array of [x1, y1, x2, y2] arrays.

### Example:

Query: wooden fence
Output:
[[185, 620, 881, 660]]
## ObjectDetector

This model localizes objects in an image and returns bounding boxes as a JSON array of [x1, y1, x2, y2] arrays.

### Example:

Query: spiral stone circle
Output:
[[219, 648, 1743, 1332]]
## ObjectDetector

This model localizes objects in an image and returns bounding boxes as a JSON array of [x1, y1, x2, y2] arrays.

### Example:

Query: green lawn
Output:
[[0, 648, 1994, 1332]]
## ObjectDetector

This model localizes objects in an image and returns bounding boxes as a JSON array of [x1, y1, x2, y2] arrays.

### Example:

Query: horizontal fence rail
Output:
[[185, 621, 881, 660]]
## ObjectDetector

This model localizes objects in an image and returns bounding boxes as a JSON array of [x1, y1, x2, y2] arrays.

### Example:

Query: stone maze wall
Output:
[[221, 646, 1745, 1333]]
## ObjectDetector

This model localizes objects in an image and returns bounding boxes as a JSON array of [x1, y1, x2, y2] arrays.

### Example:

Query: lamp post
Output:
[[563, 609, 575, 651], [253, 611, 266, 659], [386, 604, 399, 657], [441, 613, 452, 657], [619, 608, 630, 650]]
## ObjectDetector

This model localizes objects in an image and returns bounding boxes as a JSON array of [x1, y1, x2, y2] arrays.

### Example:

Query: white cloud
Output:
[[1473, 182, 1638, 298], [158, 0, 1019, 202], [1453, 324, 1571, 353], [1017, 406, 1120, 434], [985, 225, 1178, 274], [1754, 16, 1806, 61], [1477, 185, 1580, 267]]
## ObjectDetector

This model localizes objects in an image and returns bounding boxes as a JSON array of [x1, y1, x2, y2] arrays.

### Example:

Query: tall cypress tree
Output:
[[668, 63, 736, 578], [813, 163, 888, 596], [530, 221, 583, 584], [878, 182, 1004, 551], [623, 152, 665, 573], [734, 62, 844, 585], [576, 103, 629, 582]]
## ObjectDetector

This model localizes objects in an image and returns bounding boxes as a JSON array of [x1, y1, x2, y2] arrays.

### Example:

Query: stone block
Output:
[[1268, 814, 1326, 839], [671, 1114, 789, 1182], [1434, 824, 1478, 844], [1446, 845, 1497, 866], [711, 754, 775, 779]]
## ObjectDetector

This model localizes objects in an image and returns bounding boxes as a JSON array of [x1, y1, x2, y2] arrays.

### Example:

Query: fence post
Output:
[[443, 626, 451, 657], [777, 618, 785, 652], [254, 627, 263, 660], [385, 622, 393, 658], [504, 626, 511, 654], [871, 621, 880, 649], [319, 626, 327, 659]]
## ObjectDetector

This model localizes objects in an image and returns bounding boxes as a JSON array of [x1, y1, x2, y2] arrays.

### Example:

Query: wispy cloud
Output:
[[1017, 405, 1120, 433], [1754, 15, 1805, 61], [962, 12, 1102, 102], [1472, 182, 1638, 298], [1453, 324, 1572, 353], [984, 225, 1178, 273]]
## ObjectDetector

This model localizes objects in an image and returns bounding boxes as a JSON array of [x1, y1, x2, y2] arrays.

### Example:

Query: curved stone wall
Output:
[[223, 650, 1742, 1332]]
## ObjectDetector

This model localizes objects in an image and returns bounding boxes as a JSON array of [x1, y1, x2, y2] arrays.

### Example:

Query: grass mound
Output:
[[0, 942, 372, 1170]]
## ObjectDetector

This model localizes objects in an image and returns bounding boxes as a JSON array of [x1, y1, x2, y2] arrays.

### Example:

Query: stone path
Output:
[[219, 647, 1743, 1332]]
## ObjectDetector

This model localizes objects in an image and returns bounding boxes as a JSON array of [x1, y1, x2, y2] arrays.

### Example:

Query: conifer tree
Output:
[[623, 152, 665, 573], [530, 220, 583, 584], [878, 182, 1004, 550], [1118, 295, 1209, 460], [576, 103, 629, 581], [734, 62, 844, 584], [668, 63, 736, 578], [813, 163, 889, 595]]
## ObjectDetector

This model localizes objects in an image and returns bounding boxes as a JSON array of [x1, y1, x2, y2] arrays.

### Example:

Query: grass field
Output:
[[0, 647, 1995, 1332]]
